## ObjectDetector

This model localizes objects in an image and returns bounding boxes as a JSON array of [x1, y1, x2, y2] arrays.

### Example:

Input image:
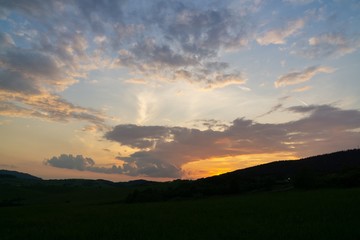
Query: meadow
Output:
[[1, 187, 360, 240]]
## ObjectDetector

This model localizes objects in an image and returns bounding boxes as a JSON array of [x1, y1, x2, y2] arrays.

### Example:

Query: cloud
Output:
[[256, 103, 283, 119], [45, 105, 360, 178], [0, 7, 109, 129], [116, 152, 181, 178], [1, 49, 63, 81], [283, 0, 314, 5], [275, 65, 335, 88], [103, 105, 360, 178], [44, 153, 180, 178], [171, 62, 247, 89], [256, 19, 304, 45], [203, 72, 246, 89], [0, 0, 257, 132], [300, 32, 360, 58], [45, 154, 95, 171], [256, 96, 292, 119], [111, 2, 252, 89], [2, 0, 254, 94], [125, 78, 147, 85], [0, 70, 40, 94], [0, 93, 107, 130], [292, 86, 312, 92], [0, 32, 14, 48], [105, 124, 174, 149], [193, 119, 228, 131], [139, 0, 255, 54], [0, 46, 76, 93]]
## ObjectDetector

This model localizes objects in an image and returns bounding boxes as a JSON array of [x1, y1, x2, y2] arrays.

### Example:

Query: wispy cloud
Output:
[[0, 93, 107, 130], [292, 86, 312, 92], [283, 0, 314, 5], [256, 19, 304, 45], [256, 103, 283, 119], [136, 92, 157, 125], [300, 32, 360, 58], [275, 66, 335, 88]]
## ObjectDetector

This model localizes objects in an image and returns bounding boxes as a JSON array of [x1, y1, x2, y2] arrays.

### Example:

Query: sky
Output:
[[0, 0, 360, 181]]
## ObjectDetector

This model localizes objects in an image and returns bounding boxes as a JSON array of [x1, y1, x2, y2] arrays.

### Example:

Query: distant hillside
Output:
[[127, 149, 360, 202], [207, 149, 360, 183], [2, 149, 360, 204], [0, 170, 42, 180]]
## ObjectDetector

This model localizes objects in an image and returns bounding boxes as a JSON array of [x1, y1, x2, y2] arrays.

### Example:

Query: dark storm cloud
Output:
[[104, 105, 360, 178]]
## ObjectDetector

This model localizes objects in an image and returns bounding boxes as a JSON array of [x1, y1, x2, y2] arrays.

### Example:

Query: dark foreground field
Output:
[[1, 188, 360, 240]]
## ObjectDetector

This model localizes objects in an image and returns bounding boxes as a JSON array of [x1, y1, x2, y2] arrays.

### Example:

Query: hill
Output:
[[1, 149, 360, 203], [0, 169, 42, 180], [1, 150, 360, 239], [203, 148, 360, 187], [127, 149, 360, 202]]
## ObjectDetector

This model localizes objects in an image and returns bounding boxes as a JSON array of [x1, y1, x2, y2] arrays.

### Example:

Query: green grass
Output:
[[1, 188, 360, 240]]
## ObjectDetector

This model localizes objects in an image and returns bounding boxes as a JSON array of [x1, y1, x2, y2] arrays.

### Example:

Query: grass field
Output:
[[1, 188, 360, 240]]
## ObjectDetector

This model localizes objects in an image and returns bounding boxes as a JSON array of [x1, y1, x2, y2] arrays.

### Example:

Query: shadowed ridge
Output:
[[211, 149, 360, 180], [0, 169, 42, 180]]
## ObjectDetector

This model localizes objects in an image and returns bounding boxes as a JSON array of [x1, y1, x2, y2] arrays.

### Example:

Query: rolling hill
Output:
[[0, 169, 42, 180], [1, 149, 360, 203], [126, 149, 360, 202]]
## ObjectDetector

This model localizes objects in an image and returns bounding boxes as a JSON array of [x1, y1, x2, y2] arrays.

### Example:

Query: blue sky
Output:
[[0, 0, 360, 181]]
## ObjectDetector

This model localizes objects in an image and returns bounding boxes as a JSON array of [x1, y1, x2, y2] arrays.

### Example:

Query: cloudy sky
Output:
[[0, 0, 359, 181]]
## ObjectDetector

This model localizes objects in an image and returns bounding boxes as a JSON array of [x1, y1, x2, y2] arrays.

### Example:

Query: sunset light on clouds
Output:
[[0, 0, 360, 181]]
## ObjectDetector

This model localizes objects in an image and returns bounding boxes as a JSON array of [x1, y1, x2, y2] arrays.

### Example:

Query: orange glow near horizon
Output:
[[182, 152, 299, 179]]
